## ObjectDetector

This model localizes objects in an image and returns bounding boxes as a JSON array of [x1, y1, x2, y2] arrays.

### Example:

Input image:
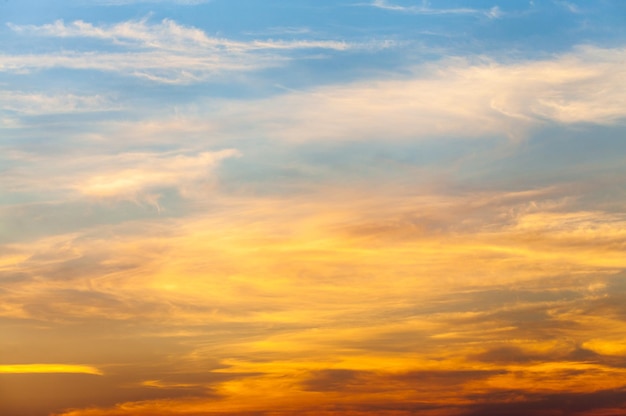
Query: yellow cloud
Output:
[[0, 364, 103, 375], [0, 253, 29, 269], [3, 185, 626, 416], [583, 339, 626, 357]]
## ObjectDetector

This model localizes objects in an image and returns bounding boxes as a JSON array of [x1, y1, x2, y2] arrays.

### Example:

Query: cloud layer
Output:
[[1, 2, 625, 416], [3, 18, 378, 83]]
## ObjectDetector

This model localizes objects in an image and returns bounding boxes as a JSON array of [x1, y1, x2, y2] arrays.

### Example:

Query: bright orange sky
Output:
[[2, 1, 626, 416]]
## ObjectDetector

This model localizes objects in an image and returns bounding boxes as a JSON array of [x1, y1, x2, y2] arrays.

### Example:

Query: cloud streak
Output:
[[0, 90, 115, 115], [75, 150, 241, 202], [2, 18, 382, 83], [0, 364, 103, 375], [370, 0, 502, 18], [151, 45, 625, 142], [0, 149, 240, 207], [8, 19, 353, 52]]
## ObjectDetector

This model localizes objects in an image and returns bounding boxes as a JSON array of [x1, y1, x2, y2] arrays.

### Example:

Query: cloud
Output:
[[370, 0, 501, 18], [0, 364, 103, 375], [38, 43, 622, 149], [2, 182, 625, 415], [0, 372, 214, 416], [582, 339, 626, 357], [460, 388, 626, 416], [8, 19, 352, 52], [0, 90, 115, 115], [75, 149, 240, 202], [112, 45, 626, 144], [1, 149, 240, 207], [151, 44, 624, 142], [91, 0, 211, 4], [6, 25, 622, 134], [1, 42, 624, 415], [2, 3, 624, 416], [554, 0, 581, 14], [45, 363, 626, 415], [0, 50, 274, 85], [2, 19, 378, 83], [3, 181, 623, 323]]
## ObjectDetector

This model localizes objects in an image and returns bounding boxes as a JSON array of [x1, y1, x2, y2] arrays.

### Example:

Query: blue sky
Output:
[[1, 1, 626, 416]]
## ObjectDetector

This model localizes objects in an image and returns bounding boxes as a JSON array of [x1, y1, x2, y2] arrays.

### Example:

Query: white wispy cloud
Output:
[[370, 0, 502, 18], [0, 90, 115, 115], [75, 150, 241, 203], [8, 19, 351, 52], [0, 149, 240, 208], [4, 44, 621, 145], [2, 18, 375, 83], [86, 0, 211, 5], [239, 45, 626, 141], [0, 50, 271, 84], [248, 26, 313, 36], [554, 0, 581, 14]]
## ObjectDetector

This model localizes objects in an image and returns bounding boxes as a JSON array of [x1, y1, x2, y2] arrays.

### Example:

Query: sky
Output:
[[1, 0, 626, 415]]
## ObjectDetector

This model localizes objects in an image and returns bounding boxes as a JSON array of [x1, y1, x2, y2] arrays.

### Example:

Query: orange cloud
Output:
[[3, 183, 625, 416]]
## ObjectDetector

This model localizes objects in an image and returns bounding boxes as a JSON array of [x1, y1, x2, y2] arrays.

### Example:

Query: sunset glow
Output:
[[1, 1, 626, 415]]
